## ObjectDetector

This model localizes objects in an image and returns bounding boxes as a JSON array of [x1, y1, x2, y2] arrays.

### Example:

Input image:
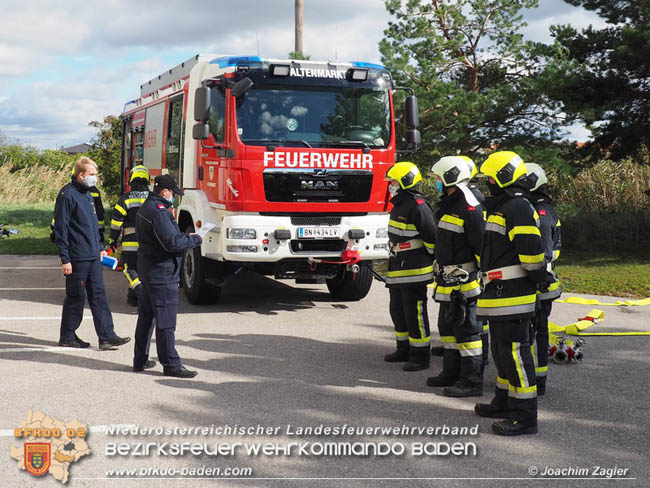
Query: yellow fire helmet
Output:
[[130, 165, 150, 183], [480, 151, 527, 188], [385, 161, 422, 190]]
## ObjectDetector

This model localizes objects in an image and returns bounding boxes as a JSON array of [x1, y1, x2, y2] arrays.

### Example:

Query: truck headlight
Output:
[[227, 228, 256, 239], [376, 227, 388, 238]]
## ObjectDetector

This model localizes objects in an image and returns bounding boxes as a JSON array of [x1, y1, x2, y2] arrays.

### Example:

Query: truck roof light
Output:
[[347, 68, 368, 82], [270, 64, 291, 77]]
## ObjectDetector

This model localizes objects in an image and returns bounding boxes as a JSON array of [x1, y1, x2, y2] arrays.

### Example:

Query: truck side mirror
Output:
[[194, 86, 211, 122], [406, 129, 421, 149], [231, 77, 253, 98], [192, 123, 209, 140], [405, 95, 419, 130]]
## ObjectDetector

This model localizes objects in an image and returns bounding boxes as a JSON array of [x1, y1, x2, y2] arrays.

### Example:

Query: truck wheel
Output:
[[181, 226, 222, 304], [326, 263, 373, 301]]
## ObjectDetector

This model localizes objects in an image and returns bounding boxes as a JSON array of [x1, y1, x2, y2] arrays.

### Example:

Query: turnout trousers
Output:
[[133, 282, 181, 370], [437, 299, 483, 388], [531, 299, 552, 393], [121, 252, 142, 302], [60, 258, 118, 343], [488, 318, 538, 426], [389, 285, 431, 363]]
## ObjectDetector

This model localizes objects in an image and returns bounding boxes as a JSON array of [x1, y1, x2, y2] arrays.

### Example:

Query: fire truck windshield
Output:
[[235, 84, 391, 149]]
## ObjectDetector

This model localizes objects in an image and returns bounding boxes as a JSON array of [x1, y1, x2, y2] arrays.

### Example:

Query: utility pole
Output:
[[295, 0, 303, 56]]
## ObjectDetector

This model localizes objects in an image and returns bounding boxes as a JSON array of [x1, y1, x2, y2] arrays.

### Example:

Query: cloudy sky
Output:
[[0, 0, 605, 149]]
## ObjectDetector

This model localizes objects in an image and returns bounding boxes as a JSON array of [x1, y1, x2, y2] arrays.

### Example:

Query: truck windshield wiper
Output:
[[322, 140, 371, 153], [245, 139, 312, 148]]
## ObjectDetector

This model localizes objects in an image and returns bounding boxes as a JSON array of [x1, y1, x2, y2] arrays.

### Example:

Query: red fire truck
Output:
[[120, 54, 419, 303]]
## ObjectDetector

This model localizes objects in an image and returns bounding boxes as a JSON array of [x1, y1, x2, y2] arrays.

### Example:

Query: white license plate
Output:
[[298, 227, 340, 239]]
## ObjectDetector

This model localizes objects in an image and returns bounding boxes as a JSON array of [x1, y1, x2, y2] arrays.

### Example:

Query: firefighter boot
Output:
[[492, 419, 537, 436], [475, 389, 511, 418], [403, 347, 430, 371], [444, 383, 483, 397], [384, 341, 409, 363], [426, 371, 457, 387]]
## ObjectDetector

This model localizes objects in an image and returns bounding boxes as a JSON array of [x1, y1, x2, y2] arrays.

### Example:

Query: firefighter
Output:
[[430, 156, 489, 372], [133, 174, 202, 377], [383, 162, 437, 371], [474, 151, 548, 436], [521, 163, 562, 396], [426, 156, 485, 397], [109, 165, 151, 306]]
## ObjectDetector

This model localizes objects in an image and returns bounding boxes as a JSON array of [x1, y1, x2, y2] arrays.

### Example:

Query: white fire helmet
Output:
[[431, 156, 473, 187], [524, 163, 548, 192]]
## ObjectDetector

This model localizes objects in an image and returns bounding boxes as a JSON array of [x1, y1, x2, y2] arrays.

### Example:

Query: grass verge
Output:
[[0, 203, 110, 255], [555, 251, 650, 298]]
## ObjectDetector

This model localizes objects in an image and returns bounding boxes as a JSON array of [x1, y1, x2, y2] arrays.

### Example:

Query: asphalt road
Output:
[[0, 255, 648, 487]]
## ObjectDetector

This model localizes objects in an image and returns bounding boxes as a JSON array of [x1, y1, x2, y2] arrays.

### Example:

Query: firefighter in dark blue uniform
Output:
[[383, 162, 437, 371], [109, 165, 151, 306], [474, 151, 548, 436], [53, 157, 130, 349], [522, 163, 562, 396], [133, 174, 202, 377], [427, 156, 485, 397]]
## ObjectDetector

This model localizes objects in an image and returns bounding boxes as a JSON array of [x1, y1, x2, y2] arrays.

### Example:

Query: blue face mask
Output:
[[435, 181, 444, 193], [166, 193, 174, 204]]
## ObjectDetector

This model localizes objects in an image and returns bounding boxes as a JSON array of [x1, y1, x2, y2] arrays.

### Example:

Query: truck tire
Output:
[[326, 263, 373, 301], [181, 226, 222, 304]]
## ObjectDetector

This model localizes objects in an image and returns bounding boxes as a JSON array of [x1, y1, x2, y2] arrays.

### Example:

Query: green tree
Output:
[[288, 51, 311, 60], [88, 115, 122, 197], [543, 1, 650, 161], [380, 0, 566, 167]]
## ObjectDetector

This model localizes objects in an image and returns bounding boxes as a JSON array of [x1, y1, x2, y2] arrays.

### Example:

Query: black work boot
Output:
[[431, 346, 444, 357], [403, 346, 430, 371], [492, 419, 537, 436], [444, 382, 483, 397], [474, 403, 512, 418], [426, 372, 457, 387], [384, 341, 409, 362]]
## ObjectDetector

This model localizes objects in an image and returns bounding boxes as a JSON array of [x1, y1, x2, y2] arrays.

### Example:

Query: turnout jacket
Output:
[[528, 190, 562, 301], [386, 189, 437, 287], [477, 186, 545, 320], [109, 180, 150, 253], [53, 178, 103, 263], [432, 186, 485, 302], [135, 193, 202, 285]]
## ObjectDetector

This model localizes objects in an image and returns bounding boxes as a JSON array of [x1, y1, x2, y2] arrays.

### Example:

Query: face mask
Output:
[[166, 194, 174, 204], [435, 180, 444, 193], [388, 184, 400, 197], [486, 181, 503, 196], [82, 175, 97, 187]]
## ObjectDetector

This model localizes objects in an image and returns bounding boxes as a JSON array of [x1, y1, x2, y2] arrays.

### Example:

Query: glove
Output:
[[106, 241, 118, 254]]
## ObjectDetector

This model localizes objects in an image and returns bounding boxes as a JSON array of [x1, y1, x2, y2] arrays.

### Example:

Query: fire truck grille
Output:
[[290, 216, 342, 226], [263, 171, 372, 202]]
